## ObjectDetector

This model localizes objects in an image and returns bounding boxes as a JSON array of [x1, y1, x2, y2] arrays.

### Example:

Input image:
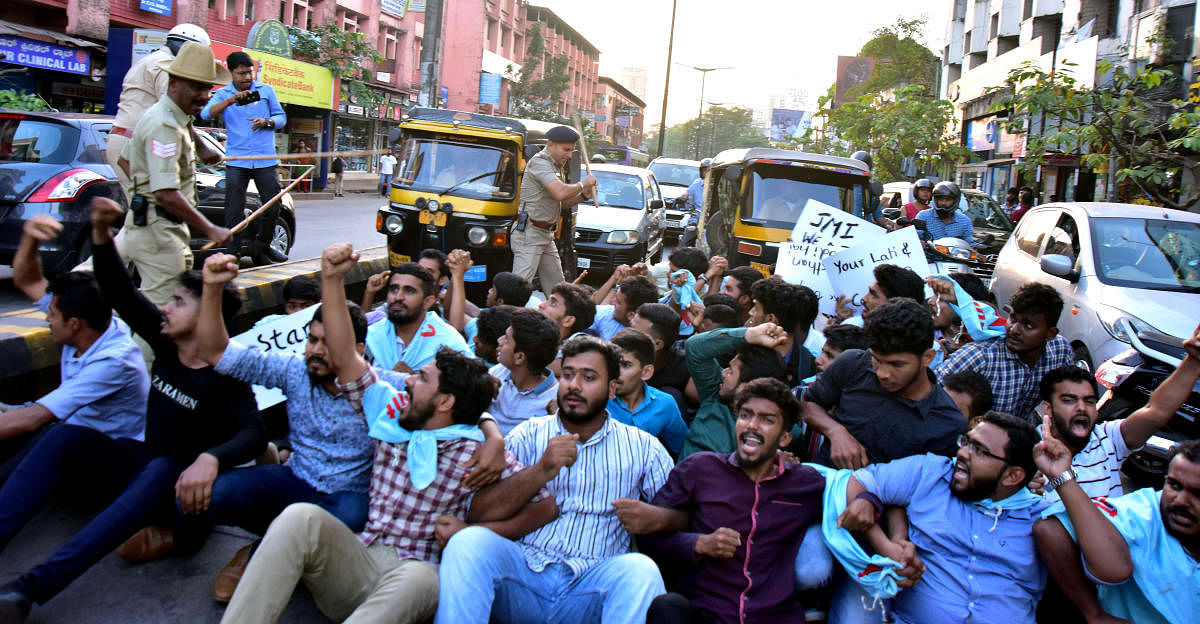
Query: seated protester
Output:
[[0, 198, 264, 621], [1030, 340, 1200, 624], [417, 248, 450, 308], [364, 262, 472, 374], [948, 270, 996, 309], [471, 305, 517, 366], [702, 292, 738, 313], [219, 242, 548, 624], [435, 336, 674, 623], [840, 410, 1048, 623], [803, 299, 965, 469], [444, 249, 532, 348], [0, 215, 147, 485], [630, 303, 688, 406], [942, 370, 994, 423], [489, 309, 561, 435], [679, 323, 788, 459], [667, 247, 713, 297], [640, 378, 828, 622], [938, 282, 1073, 423], [590, 271, 660, 341], [695, 304, 740, 332], [252, 274, 320, 328], [465, 272, 533, 347], [1036, 436, 1200, 624], [537, 282, 597, 343], [748, 277, 819, 387], [833, 264, 926, 328], [608, 329, 688, 456], [717, 266, 764, 325], [815, 324, 868, 374], [146, 256, 379, 601]]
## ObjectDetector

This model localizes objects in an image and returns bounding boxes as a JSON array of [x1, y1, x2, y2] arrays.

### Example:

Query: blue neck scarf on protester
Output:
[[932, 273, 1006, 341]]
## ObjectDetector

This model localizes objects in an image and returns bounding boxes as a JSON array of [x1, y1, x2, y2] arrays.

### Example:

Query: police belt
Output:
[[136, 196, 185, 224]]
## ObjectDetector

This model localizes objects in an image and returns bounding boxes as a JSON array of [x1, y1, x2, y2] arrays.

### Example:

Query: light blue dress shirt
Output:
[[915, 207, 976, 246], [853, 454, 1048, 624], [201, 80, 286, 169], [685, 178, 704, 212], [488, 363, 558, 435], [606, 382, 688, 455], [589, 305, 627, 341], [33, 295, 148, 440]]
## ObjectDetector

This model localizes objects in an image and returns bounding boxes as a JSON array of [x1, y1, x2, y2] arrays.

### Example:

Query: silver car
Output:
[[990, 202, 1200, 370]]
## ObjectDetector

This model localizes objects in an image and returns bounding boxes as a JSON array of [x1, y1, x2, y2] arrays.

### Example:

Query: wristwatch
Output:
[[1045, 468, 1077, 492]]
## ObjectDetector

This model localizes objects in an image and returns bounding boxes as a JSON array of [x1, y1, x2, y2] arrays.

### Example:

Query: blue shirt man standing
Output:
[[201, 51, 288, 264]]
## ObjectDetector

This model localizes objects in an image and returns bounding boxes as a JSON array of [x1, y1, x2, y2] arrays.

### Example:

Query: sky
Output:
[[533, 0, 950, 129]]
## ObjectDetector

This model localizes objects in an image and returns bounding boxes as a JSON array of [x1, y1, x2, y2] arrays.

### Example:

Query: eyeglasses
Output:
[[957, 434, 1008, 463]]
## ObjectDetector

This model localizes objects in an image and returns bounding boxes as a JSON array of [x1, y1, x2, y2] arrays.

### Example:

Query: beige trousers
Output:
[[123, 210, 193, 308], [105, 132, 133, 199], [510, 225, 564, 291], [221, 503, 439, 624], [334, 172, 345, 195]]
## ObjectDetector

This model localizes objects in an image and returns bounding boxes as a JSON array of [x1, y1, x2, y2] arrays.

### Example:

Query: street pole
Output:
[[656, 0, 678, 158], [677, 64, 733, 160], [418, 0, 445, 108]]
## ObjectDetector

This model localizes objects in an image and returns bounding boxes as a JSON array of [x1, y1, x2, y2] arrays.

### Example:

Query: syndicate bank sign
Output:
[[211, 31, 335, 110]]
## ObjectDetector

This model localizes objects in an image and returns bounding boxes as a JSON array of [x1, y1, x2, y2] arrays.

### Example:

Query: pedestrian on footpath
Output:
[[331, 155, 345, 197], [201, 51, 288, 265], [511, 125, 596, 291], [118, 42, 232, 307], [379, 150, 397, 197]]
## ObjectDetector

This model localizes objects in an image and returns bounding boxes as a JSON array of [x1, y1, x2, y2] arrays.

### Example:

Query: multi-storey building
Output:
[[942, 0, 1198, 202], [523, 2, 599, 118], [595, 76, 645, 148]]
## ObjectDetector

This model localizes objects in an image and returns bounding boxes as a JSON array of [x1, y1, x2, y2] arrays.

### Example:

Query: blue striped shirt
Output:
[[505, 413, 673, 575]]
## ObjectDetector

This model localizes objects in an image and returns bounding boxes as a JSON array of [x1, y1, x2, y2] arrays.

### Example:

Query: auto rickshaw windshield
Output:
[[745, 164, 865, 227], [395, 138, 517, 198]]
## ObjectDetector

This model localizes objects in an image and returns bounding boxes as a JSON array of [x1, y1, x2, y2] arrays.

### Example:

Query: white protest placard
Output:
[[822, 226, 932, 316], [230, 305, 318, 410], [776, 199, 884, 315]]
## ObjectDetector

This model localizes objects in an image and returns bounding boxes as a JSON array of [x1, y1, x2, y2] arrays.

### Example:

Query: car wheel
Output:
[[270, 216, 293, 257], [1072, 343, 1093, 372]]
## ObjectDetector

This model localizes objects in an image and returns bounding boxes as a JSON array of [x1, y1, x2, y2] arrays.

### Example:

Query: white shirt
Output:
[[379, 154, 397, 175], [505, 413, 672, 575], [1043, 419, 1135, 504]]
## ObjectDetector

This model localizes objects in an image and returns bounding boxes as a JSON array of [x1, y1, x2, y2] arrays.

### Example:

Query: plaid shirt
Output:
[[338, 366, 534, 563], [937, 335, 1073, 422]]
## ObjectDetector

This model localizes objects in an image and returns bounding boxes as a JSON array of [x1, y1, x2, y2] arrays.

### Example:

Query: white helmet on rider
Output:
[[166, 24, 211, 55]]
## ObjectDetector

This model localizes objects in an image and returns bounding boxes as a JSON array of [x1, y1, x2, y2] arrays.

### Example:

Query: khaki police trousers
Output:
[[510, 225, 564, 291], [124, 211, 193, 308]]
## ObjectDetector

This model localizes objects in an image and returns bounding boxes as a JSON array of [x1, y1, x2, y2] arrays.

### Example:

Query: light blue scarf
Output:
[[932, 273, 1006, 341], [972, 486, 1045, 532], [805, 463, 905, 604], [360, 378, 484, 490]]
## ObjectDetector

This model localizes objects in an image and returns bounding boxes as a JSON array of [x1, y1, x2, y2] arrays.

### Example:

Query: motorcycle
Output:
[[880, 210, 995, 282], [1095, 319, 1200, 490]]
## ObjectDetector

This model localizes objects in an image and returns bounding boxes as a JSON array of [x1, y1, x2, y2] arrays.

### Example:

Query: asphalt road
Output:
[[0, 192, 388, 315]]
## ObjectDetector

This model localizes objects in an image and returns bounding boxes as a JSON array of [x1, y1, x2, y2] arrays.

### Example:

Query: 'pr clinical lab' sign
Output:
[[0, 36, 89, 75]]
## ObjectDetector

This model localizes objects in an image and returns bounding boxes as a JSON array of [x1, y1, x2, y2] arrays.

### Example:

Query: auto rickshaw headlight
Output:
[[384, 214, 404, 234], [467, 226, 489, 246], [427, 199, 440, 212], [607, 230, 640, 245]]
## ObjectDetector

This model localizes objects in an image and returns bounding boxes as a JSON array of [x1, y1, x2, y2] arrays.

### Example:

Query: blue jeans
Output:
[[434, 526, 664, 624], [0, 424, 180, 602], [379, 173, 393, 195], [174, 464, 368, 553]]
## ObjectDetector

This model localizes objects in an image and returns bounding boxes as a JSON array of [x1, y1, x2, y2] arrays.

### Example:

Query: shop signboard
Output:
[[409, 0, 427, 11], [1012, 132, 1027, 158], [381, 0, 407, 17], [53, 81, 105, 100], [479, 72, 501, 105], [247, 20, 293, 58], [615, 105, 640, 116], [245, 49, 334, 110], [967, 116, 997, 151], [615, 115, 631, 127], [0, 35, 89, 75], [131, 29, 167, 65], [139, 0, 172, 17], [348, 104, 365, 115]]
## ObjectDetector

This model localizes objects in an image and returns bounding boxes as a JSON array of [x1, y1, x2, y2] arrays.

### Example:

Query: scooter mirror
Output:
[[911, 218, 927, 231]]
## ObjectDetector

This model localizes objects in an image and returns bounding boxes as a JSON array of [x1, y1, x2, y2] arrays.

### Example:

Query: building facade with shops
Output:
[[595, 76, 645, 148], [942, 0, 1198, 204]]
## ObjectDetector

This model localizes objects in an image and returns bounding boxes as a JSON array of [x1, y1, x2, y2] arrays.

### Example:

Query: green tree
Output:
[[848, 17, 940, 100], [507, 25, 571, 120], [992, 60, 1200, 209], [287, 24, 384, 109], [0, 89, 48, 111], [648, 106, 768, 159]]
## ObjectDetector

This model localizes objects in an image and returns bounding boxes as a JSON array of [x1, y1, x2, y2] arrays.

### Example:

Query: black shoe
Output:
[[0, 586, 31, 624]]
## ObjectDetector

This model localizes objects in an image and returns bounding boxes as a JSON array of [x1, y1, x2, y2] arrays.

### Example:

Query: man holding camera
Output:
[[201, 51, 288, 265]]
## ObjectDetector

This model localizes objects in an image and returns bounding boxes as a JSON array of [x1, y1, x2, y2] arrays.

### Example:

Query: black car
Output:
[[0, 111, 295, 275]]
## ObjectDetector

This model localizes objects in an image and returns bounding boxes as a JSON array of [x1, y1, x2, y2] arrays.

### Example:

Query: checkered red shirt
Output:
[[338, 365, 538, 564]]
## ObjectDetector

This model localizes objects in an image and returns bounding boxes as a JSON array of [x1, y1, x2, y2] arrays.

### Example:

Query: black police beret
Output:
[[546, 126, 580, 142]]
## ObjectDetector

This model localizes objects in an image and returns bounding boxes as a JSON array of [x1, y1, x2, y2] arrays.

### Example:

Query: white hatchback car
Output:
[[989, 202, 1200, 370]]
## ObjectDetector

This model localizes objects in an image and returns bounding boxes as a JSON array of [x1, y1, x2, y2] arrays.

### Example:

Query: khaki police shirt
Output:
[[121, 96, 197, 209], [113, 48, 172, 131], [520, 148, 566, 222]]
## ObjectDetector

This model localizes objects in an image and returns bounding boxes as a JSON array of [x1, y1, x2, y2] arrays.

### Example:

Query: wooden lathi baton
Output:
[[570, 114, 601, 211], [199, 163, 316, 251], [222, 148, 390, 162]]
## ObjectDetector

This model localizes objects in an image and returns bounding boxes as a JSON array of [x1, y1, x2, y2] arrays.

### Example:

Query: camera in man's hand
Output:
[[236, 90, 261, 105]]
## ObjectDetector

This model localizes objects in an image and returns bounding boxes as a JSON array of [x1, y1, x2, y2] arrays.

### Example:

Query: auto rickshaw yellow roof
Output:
[[710, 147, 870, 175]]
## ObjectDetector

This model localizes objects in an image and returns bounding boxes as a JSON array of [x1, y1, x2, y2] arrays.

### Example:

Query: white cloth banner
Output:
[[777, 200, 884, 315], [231, 306, 319, 410], [822, 226, 931, 316]]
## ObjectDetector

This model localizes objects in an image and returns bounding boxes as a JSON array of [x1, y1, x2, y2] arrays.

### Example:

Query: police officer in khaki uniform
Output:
[[512, 125, 596, 290], [119, 42, 232, 306]]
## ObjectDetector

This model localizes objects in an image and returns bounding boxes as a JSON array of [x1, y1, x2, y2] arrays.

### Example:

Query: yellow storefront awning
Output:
[[212, 40, 334, 110]]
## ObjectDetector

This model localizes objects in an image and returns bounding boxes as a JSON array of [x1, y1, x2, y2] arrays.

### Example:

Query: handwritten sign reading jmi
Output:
[[231, 305, 318, 409], [822, 226, 931, 315], [776, 200, 884, 315]]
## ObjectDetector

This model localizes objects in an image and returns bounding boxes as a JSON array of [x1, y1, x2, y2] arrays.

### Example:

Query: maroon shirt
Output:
[[643, 452, 825, 623]]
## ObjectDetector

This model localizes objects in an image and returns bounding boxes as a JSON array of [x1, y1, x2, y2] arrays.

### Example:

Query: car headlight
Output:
[[607, 230, 640, 245], [384, 214, 404, 234], [1096, 305, 1161, 344], [427, 199, 440, 212], [466, 226, 489, 246]]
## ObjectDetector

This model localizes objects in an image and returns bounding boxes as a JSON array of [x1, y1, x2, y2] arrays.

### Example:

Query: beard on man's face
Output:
[[387, 304, 423, 326], [557, 390, 606, 424], [306, 356, 335, 385]]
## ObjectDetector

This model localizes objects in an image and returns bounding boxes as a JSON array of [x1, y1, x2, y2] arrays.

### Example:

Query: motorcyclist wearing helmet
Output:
[[591, 153, 607, 164], [915, 181, 978, 246], [851, 150, 889, 228], [108, 23, 218, 198], [904, 178, 934, 220], [681, 157, 711, 246]]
